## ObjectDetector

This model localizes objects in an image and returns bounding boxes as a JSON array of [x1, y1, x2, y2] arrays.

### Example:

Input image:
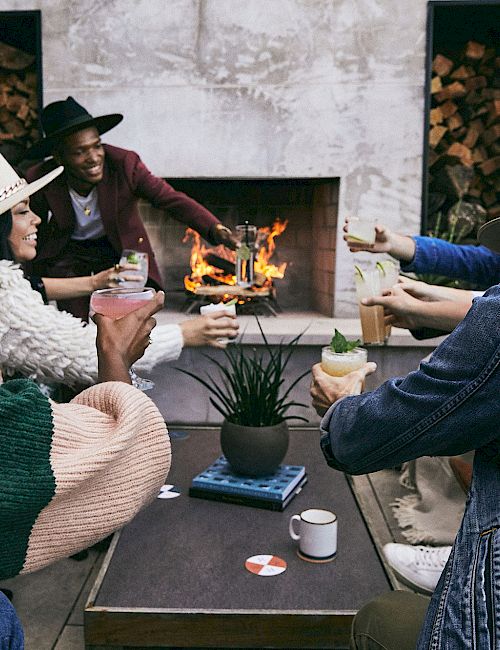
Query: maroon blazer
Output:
[[25, 144, 221, 287]]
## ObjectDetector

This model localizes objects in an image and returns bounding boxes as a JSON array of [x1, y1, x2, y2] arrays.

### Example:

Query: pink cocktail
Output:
[[90, 288, 155, 319], [90, 288, 156, 390]]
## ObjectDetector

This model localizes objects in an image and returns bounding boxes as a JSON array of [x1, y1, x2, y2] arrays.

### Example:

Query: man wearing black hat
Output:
[[25, 97, 237, 319]]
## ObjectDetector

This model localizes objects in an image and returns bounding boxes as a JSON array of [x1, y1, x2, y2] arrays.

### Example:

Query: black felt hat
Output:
[[28, 97, 123, 159], [478, 217, 500, 254]]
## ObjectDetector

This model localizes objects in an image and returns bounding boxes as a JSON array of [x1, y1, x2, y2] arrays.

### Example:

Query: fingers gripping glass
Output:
[[89, 287, 155, 391], [118, 250, 148, 288]]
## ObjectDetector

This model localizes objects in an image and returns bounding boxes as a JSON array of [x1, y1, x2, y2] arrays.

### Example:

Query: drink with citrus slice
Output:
[[346, 217, 376, 245], [376, 259, 400, 341], [118, 249, 148, 288], [354, 265, 385, 345], [321, 346, 368, 376]]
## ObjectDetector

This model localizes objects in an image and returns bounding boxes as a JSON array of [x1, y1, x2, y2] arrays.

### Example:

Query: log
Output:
[[205, 253, 235, 276], [429, 125, 447, 148], [479, 156, 500, 176], [433, 54, 454, 77], [430, 107, 444, 125], [434, 81, 466, 102], [462, 119, 484, 149], [464, 76, 487, 92], [446, 113, 463, 131], [471, 145, 488, 164], [431, 76, 443, 94], [440, 100, 458, 119], [450, 65, 475, 80], [446, 142, 473, 166], [482, 123, 500, 147], [487, 100, 500, 125], [464, 41, 485, 61]]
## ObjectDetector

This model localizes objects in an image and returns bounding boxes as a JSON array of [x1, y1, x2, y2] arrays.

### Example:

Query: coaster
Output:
[[245, 554, 287, 576], [297, 549, 336, 564]]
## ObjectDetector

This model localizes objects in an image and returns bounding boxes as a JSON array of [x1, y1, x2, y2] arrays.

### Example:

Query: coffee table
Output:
[[85, 428, 390, 649]]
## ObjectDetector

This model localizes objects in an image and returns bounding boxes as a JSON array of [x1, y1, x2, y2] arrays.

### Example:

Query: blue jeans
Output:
[[0, 592, 23, 649]]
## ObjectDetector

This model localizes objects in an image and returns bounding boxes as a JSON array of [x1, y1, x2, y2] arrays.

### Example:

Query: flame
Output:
[[183, 219, 288, 293]]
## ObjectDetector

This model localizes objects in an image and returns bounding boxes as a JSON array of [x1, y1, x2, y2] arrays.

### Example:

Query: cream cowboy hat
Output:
[[478, 217, 500, 254], [0, 154, 63, 216]]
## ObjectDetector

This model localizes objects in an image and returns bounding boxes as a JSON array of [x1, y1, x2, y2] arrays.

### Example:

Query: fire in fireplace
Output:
[[182, 220, 289, 315]]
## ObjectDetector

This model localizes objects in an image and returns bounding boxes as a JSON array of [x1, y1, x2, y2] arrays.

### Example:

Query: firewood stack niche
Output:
[[0, 40, 39, 161], [428, 39, 499, 246]]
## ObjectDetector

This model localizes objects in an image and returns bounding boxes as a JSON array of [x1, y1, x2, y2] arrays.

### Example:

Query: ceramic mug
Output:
[[289, 508, 337, 561]]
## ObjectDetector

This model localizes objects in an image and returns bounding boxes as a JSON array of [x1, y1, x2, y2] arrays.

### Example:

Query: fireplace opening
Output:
[[140, 178, 339, 316], [422, 2, 500, 245]]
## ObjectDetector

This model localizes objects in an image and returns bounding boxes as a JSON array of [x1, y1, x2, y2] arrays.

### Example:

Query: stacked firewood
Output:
[[428, 40, 499, 236], [0, 41, 39, 156]]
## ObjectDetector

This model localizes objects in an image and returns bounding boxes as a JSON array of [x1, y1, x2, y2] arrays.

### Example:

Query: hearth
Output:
[[139, 177, 340, 316]]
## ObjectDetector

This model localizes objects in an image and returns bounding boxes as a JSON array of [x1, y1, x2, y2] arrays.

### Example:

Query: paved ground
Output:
[[2, 549, 104, 650]]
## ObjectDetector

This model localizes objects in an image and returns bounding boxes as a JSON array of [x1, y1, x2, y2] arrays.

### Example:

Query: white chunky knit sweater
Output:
[[0, 261, 183, 387]]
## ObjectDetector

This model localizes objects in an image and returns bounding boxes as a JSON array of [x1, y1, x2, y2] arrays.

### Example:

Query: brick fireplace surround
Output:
[[139, 178, 340, 316]]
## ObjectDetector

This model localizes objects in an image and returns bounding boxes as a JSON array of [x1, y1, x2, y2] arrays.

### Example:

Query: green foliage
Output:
[[177, 318, 309, 427], [329, 329, 360, 354]]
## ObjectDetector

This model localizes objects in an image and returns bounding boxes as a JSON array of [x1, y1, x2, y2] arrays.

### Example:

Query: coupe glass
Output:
[[118, 249, 148, 288], [90, 287, 155, 391]]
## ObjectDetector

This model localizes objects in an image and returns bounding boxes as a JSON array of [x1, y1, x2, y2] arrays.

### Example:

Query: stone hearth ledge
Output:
[[157, 310, 446, 348]]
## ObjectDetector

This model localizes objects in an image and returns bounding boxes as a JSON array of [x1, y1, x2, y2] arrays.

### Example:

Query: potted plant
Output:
[[178, 319, 309, 476]]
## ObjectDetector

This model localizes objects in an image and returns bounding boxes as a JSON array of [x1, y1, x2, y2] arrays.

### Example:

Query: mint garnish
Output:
[[330, 329, 361, 353], [127, 252, 139, 264]]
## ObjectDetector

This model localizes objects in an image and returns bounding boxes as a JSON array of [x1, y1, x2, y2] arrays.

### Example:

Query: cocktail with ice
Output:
[[90, 287, 156, 390], [376, 259, 400, 341], [346, 217, 376, 246], [321, 347, 368, 376], [118, 249, 148, 289], [200, 299, 237, 345]]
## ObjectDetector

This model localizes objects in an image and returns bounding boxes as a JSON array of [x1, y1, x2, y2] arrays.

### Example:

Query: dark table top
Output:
[[94, 428, 389, 612]]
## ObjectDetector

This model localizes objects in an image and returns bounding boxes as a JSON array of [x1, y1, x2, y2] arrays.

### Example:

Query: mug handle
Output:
[[289, 514, 301, 541]]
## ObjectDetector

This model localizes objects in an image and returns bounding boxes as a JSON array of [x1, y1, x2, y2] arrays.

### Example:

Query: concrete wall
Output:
[[2, 0, 432, 314]]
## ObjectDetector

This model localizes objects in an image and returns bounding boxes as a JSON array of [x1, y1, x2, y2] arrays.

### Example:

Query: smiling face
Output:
[[8, 199, 41, 262], [56, 126, 105, 194]]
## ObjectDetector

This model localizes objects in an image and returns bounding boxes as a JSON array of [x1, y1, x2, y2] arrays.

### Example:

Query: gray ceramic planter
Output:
[[220, 419, 289, 477]]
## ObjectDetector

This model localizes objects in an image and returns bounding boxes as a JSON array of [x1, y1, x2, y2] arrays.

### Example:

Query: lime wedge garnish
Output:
[[225, 298, 237, 306], [354, 265, 365, 280], [376, 261, 386, 275], [127, 253, 139, 264], [347, 234, 368, 242], [237, 244, 251, 261]]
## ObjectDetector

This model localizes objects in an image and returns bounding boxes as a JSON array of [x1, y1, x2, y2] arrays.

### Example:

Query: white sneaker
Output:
[[383, 543, 452, 594]]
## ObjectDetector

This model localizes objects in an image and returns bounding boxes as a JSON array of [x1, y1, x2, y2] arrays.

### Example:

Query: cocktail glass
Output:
[[354, 265, 385, 345], [376, 258, 400, 341], [90, 287, 156, 390], [346, 217, 376, 245], [118, 250, 148, 288], [321, 347, 368, 377], [200, 301, 237, 345]]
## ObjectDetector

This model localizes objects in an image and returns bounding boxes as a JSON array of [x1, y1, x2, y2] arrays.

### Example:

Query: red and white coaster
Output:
[[245, 554, 287, 576]]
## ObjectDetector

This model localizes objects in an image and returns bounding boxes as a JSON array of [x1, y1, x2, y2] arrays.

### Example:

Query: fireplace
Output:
[[139, 178, 339, 316]]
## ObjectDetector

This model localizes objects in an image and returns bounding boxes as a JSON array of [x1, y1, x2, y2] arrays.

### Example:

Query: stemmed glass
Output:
[[118, 249, 148, 288], [90, 287, 156, 391]]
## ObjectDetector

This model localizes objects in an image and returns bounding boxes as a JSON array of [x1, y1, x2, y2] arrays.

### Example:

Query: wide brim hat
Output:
[[0, 153, 63, 216], [28, 96, 123, 159], [478, 217, 500, 254]]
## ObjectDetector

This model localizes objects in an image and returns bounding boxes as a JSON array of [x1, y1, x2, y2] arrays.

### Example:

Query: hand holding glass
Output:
[[90, 287, 156, 390], [118, 250, 148, 288]]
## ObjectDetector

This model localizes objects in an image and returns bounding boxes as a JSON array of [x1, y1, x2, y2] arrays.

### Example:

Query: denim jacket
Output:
[[320, 285, 500, 649], [401, 236, 500, 289]]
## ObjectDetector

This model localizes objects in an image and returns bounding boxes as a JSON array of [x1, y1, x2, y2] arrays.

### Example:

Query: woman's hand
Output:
[[310, 362, 377, 416], [343, 218, 416, 261], [91, 264, 144, 291], [180, 311, 239, 348], [93, 291, 165, 383], [362, 285, 426, 330]]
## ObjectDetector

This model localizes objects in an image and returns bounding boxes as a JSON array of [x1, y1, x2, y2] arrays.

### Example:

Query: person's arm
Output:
[[125, 150, 237, 248], [0, 262, 99, 386], [397, 276, 476, 303], [343, 219, 416, 261], [42, 264, 143, 300], [402, 237, 500, 288], [363, 285, 472, 332], [319, 286, 500, 475]]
